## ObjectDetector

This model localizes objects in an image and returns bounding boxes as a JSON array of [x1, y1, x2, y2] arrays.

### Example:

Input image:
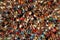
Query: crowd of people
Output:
[[0, 0, 60, 40]]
